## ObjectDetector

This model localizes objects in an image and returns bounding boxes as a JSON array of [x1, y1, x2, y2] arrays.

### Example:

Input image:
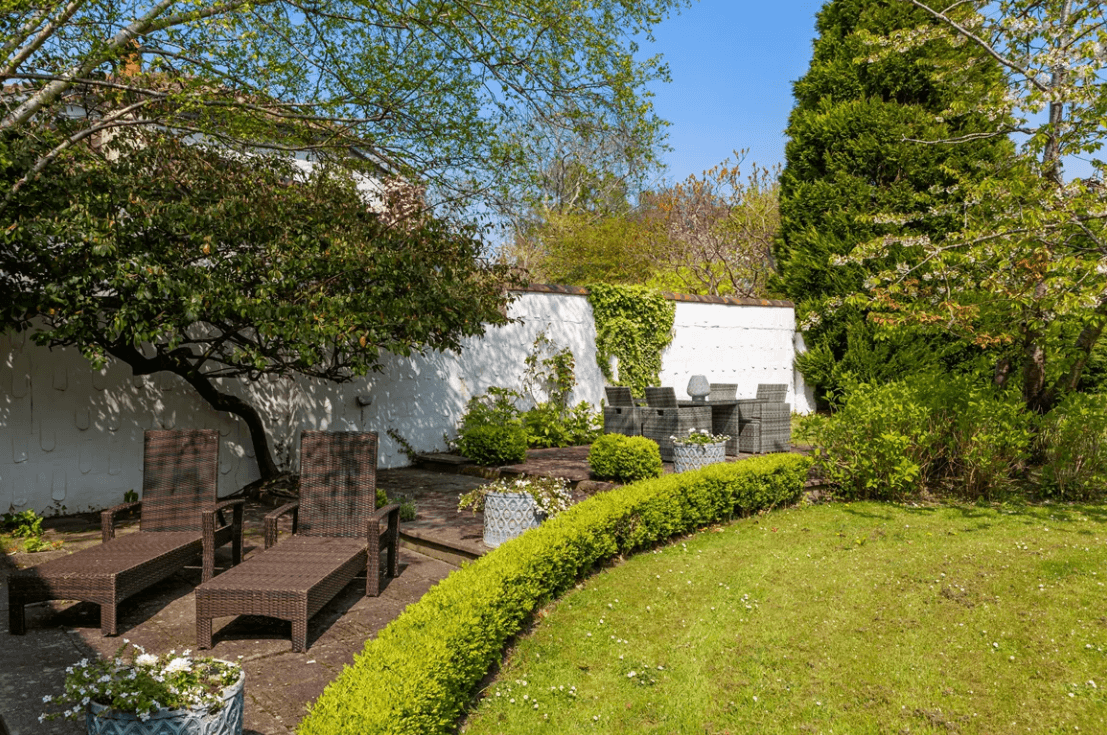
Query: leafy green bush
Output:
[[455, 424, 528, 467], [588, 434, 663, 482], [297, 454, 812, 735], [458, 387, 601, 453], [523, 401, 603, 448], [1037, 392, 1107, 500], [458, 387, 522, 434], [2, 509, 43, 538], [810, 373, 1031, 500], [375, 489, 417, 521]]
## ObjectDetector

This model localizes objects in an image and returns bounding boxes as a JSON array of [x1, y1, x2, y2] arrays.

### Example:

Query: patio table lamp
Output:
[[687, 374, 710, 403]]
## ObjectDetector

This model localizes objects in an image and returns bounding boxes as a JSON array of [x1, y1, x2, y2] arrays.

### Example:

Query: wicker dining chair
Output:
[[8, 429, 243, 636], [640, 387, 712, 461], [734, 383, 792, 454], [644, 386, 679, 408], [603, 386, 642, 436], [195, 431, 401, 653]]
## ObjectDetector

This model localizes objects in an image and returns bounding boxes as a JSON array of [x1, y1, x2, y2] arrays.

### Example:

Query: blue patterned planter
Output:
[[483, 491, 543, 547], [672, 441, 726, 473], [86, 667, 244, 735]]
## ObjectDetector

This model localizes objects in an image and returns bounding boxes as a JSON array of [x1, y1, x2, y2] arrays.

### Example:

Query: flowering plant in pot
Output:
[[458, 475, 574, 547], [670, 428, 730, 446], [40, 640, 244, 734], [670, 428, 730, 473]]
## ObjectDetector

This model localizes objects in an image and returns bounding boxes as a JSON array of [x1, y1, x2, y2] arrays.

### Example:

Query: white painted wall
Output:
[[1, 290, 809, 514]]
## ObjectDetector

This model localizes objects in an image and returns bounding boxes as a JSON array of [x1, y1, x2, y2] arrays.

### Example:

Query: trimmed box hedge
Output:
[[297, 453, 812, 735]]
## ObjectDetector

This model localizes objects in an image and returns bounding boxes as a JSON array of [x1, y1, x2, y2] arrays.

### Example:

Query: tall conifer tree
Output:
[[775, 0, 1014, 404]]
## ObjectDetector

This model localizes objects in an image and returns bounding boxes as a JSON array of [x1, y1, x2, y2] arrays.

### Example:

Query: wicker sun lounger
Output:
[[195, 431, 401, 653], [7, 429, 243, 636]]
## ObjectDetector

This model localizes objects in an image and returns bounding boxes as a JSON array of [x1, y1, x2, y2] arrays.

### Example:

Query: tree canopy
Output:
[[849, 0, 1107, 411], [1, 0, 687, 212], [775, 0, 1016, 404], [1, 131, 515, 477], [1, 0, 688, 479]]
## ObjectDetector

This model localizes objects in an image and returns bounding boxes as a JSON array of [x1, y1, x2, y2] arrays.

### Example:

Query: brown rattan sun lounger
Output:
[[7, 429, 243, 636], [195, 431, 400, 653]]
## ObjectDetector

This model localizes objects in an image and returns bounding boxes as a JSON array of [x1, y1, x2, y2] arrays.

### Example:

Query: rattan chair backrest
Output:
[[709, 383, 737, 401], [756, 384, 789, 402], [140, 429, 220, 533], [297, 431, 378, 538], [644, 387, 678, 408], [604, 386, 635, 406]]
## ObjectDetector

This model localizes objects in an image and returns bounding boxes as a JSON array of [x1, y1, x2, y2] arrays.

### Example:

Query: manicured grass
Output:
[[461, 502, 1107, 734]]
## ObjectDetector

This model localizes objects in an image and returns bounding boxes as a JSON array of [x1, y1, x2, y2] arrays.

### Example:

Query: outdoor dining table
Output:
[[678, 398, 740, 423], [678, 399, 745, 455]]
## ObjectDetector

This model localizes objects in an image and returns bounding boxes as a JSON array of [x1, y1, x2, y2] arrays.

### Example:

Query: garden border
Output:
[[297, 453, 812, 735]]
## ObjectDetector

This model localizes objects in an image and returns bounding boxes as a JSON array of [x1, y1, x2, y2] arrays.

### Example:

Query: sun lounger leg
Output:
[[291, 618, 308, 653], [367, 544, 381, 597], [197, 615, 213, 650], [100, 603, 118, 636]]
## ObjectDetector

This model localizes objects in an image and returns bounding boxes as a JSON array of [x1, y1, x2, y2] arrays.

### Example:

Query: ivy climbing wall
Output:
[[1, 287, 809, 513]]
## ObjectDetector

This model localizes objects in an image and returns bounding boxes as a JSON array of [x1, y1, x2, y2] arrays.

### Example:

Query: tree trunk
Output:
[[104, 343, 281, 484], [1040, 299, 1107, 410]]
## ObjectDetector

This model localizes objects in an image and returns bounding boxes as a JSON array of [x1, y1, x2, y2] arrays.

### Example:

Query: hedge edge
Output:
[[297, 453, 813, 735]]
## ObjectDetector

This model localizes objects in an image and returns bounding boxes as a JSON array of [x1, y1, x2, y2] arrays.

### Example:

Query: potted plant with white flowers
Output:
[[458, 474, 574, 547], [40, 640, 244, 735], [670, 428, 730, 473]]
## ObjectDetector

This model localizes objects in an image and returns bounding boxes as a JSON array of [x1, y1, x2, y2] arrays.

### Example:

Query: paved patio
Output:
[[0, 448, 623, 735], [1, 444, 812, 734], [0, 466, 492, 735]]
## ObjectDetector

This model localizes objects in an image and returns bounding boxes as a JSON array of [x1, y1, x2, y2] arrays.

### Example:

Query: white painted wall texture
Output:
[[1, 287, 811, 514]]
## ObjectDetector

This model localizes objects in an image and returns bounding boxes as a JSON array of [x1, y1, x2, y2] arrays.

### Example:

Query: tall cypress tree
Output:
[[774, 0, 1015, 405]]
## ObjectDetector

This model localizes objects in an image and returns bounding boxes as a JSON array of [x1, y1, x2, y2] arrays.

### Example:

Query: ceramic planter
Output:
[[672, 441, 726, 473], [482, 491, 543, 547], [85, 667, 244, 735]]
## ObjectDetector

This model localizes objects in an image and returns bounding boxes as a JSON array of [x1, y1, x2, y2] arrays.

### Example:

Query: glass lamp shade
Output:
[[687, 375, 711, 402]]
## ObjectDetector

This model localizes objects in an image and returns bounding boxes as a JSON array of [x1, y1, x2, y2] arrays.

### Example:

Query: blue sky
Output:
[[642, 0, 827, 185], [642, 0, 1096, 185]]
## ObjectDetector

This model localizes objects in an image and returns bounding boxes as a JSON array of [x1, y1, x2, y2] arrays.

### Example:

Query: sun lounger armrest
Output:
[[264, 501, 300, 549], [203, 499, 245, 536], [101, 501, 142, 542], [369, 503, 402, 538]]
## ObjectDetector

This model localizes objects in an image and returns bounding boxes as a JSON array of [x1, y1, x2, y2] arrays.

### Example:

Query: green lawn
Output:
[[461, 502, 1107, 734]]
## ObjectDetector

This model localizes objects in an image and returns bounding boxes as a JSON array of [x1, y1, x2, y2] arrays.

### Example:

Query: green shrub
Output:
[[456, 424, 528, 466], [297, 454, 812, 735], [811, 373, 1031, 500], [376, 489, 417, 521], [458, 387, 523, 434], [458, 387, 601, 452], [1037, 392, 1107, 500], [588, 434, 663, 482]]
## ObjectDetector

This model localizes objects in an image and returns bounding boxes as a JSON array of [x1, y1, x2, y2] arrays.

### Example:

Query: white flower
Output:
[[135, 653, 158, 667], [164, 657, 191, 674]]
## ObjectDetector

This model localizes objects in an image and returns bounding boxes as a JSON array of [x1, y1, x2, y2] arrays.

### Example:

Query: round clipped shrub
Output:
[[588, 434, 663, 482], [456, 424, 528, 466]]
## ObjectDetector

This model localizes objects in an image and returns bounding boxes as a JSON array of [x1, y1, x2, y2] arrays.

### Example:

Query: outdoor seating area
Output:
[[2, 422, 807, 733], [602, 380, 793, 459]]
